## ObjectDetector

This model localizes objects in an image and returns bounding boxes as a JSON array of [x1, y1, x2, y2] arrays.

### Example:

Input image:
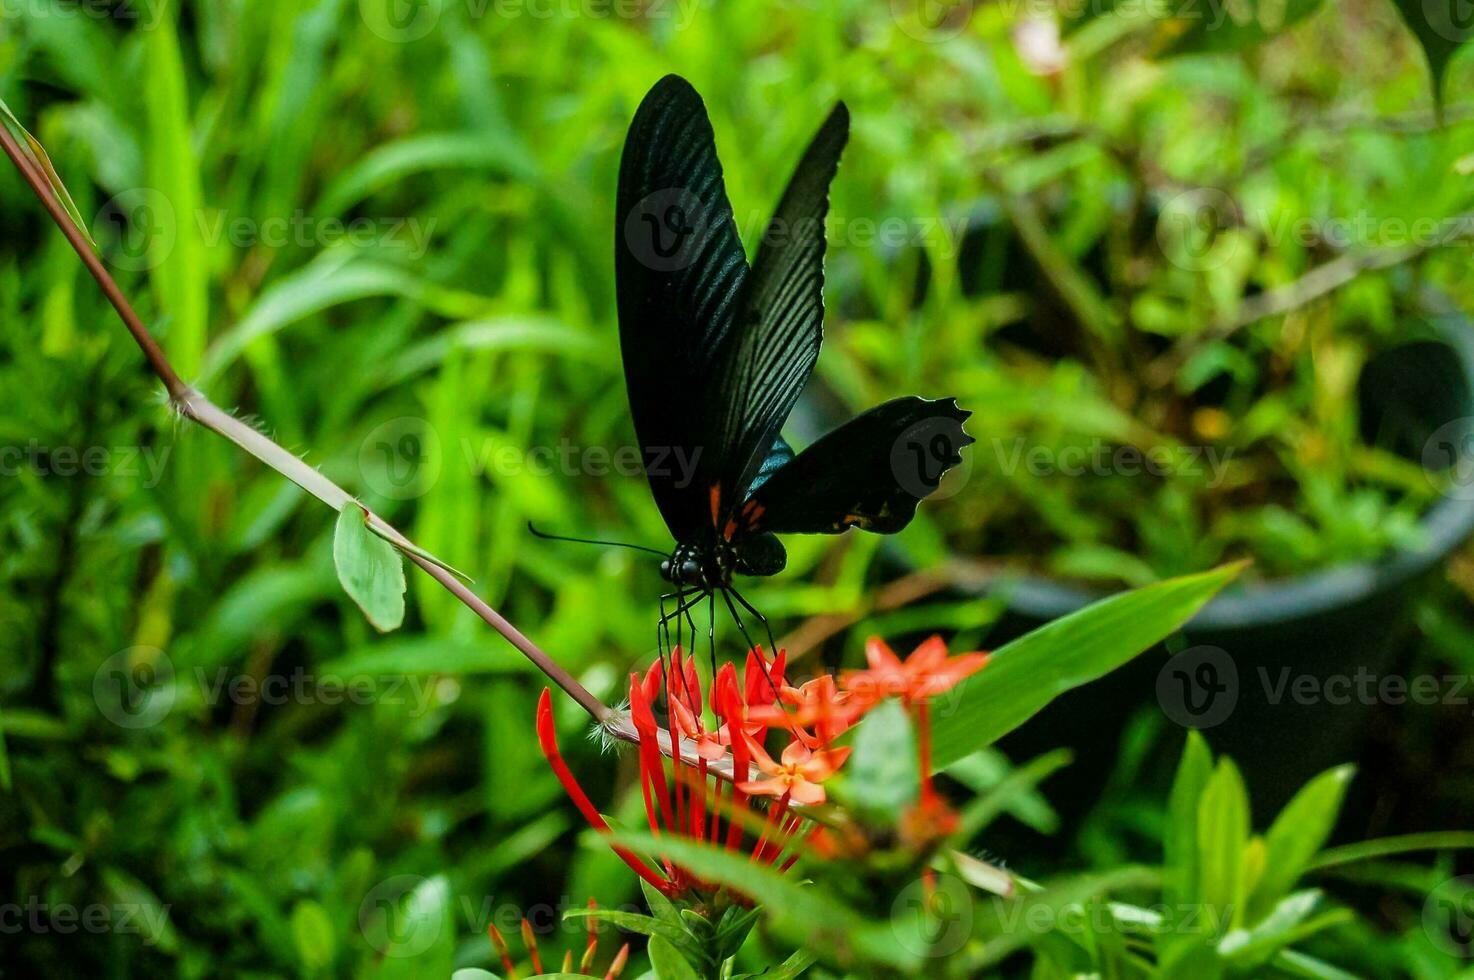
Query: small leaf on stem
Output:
[[334, 504, 406, 632]]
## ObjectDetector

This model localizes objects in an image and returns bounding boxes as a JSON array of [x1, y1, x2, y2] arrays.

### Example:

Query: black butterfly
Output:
[[613, 75, 972, 654]]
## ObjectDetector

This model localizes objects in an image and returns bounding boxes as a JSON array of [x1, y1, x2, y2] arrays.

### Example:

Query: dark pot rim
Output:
[[945, 313, 1474, 631]]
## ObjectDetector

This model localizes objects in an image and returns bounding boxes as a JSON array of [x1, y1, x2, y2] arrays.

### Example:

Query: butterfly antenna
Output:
[[527, 522, 667, 557]]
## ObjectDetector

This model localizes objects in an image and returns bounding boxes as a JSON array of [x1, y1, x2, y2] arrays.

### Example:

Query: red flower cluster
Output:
[[535, 636, 988, 896]]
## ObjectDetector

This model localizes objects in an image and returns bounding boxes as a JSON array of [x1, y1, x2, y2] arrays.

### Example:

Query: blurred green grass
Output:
[[3, 0, 1474, 976]]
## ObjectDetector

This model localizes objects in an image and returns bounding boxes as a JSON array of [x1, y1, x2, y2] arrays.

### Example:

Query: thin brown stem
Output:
[[0, 116, 609, 724], [1, 122, 187, 400]]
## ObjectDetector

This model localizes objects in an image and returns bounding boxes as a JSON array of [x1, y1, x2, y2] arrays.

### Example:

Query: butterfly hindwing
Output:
[[706, 102, 851, 523], [737, 397, 973, 535], [616, 75, 750, 539]]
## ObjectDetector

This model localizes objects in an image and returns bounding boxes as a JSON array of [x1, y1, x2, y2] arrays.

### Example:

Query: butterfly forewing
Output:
[[706, 102, 851, 524], [615, 74, 750, 540]]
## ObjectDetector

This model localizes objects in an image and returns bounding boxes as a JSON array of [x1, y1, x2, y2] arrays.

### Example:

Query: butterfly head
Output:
[[660, 541, 731, 591]]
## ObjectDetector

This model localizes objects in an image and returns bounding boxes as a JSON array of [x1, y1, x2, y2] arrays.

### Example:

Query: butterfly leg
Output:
[[658, 588, 701, 669], [722, 588, 808, 743], [658, 587, 707, 709], [727, 584, 778, 660]]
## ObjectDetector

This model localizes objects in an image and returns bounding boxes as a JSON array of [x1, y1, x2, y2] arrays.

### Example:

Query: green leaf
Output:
[[951, 748, 1072, 841], [640, 876, 682, 929], [290, 899, 336, 974], [363, 875, 454, 978], [1248, 766, 1355, 921], [0, 699, 11, 791], [101, 866, 179, 953], [333, 505, 406, 632], [839, 699, 918, 824], [761, 948, 818, 979], [603, 831, 914, 971], [1390, 0, 1473, 105], [1165, 733, 1214, 908], [0, 97, 95, 246], [144, 0, 208, 379], [928, 564, 1244, 769], [563, 908, 687, 945], [1269, 948, 1367, 979], [1197, 758, 1251, 929], [1219, 891, 1353, 967], [973, 866, 1161, 966], [647, 936, 701, 980], [450, 971, 502, 980], [1308, 831, 1474, 870], [315, 132, 538, 217]]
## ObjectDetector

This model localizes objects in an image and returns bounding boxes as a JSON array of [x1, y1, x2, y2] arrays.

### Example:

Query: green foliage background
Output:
[[3, 0, 1474, 976]]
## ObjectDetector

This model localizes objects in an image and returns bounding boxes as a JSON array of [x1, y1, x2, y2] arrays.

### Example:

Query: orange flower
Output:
[[738, 735, 851, 806], [747, 674, 862, 742], [841, 635, 988, 707]]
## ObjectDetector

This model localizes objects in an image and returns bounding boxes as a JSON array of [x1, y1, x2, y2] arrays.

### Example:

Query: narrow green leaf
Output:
[[1308, 832, 1474, 870], [0, 699, 11, 791], [762, 949, 818, 979], [0, 97, 96, 246], [370, 526, 472, 582], [1248, 766, 1355, 921], [1268, 949, 1364, 980], [563, 908, 686, 945], [101, 866, 179, 953], [974, 866, 1161, 966], [1197, 758, 1250, 928], [1220, 891, 1353, 967], [929, 563, 1244, 769], [333, 505, 405, 632], [1165, 732, 1214, 908], [639, 872, 683, 925], [603, 831, 914, 971], [144, 0, 208, 378], [647, 936, 701, 980], [290, 900, 336, 973], [314, 131, 538, 217], [952, 748, 1072, 842]]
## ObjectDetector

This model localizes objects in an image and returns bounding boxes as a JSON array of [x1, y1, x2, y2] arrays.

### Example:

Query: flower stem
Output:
[[0, 116, 610, 724]]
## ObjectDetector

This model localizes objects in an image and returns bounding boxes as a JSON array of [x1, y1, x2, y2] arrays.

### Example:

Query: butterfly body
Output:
[[614, 75, 973, 653]]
